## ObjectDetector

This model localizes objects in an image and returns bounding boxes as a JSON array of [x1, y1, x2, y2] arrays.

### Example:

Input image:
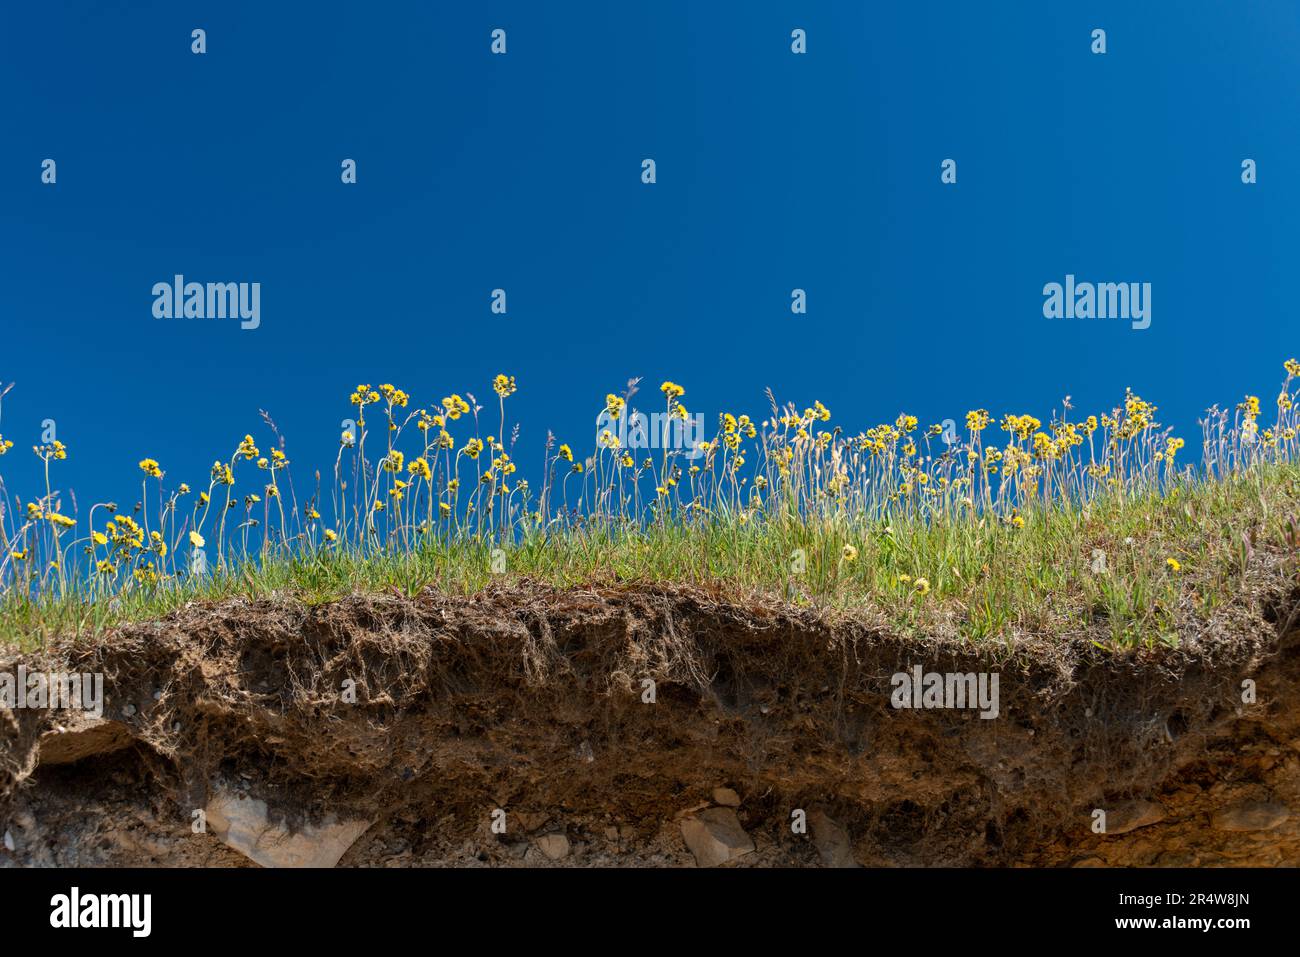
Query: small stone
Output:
[[534, 833, 571, 861], [1103, 800, 1165, 835], [680, 807, 754, 867], [604, 826, 619, 841], [1212, 800, 1289, 832], [513, 811, 549, 833], [808, 809, 858, 867], [2, 830, 14, 852], [122, 703, 136, 717], [205, 787, 372, 868], [712, 787, 741, 807]]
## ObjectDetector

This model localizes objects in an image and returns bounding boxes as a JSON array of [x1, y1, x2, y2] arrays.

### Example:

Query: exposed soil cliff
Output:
[[2, 578, 1299, 867]]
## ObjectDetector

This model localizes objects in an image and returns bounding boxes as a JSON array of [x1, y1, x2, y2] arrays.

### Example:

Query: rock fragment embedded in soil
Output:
[[809, 809, 859, 867], [38, 716, 134, 766], [1103, 800, 1165, 835], [204, 789, 373, 868], [712, 787, 741, 807], [512, 811, 549, 833], [534, 833, 571, 861], [680, 807, 755, 867], [1212, 800, 1290, 832]]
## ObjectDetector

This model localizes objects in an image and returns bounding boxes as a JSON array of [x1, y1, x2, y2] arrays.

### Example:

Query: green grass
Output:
[[3, 461, 1297, 653]]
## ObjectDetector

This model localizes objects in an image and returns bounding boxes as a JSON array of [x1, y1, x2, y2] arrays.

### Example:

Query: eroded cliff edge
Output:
[[2, 579, 1299, 867]]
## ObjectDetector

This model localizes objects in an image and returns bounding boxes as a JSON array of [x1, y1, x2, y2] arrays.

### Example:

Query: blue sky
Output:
[[1, 1, 1297, 510]]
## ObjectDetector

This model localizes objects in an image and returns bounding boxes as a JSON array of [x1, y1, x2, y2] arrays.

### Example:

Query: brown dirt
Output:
[[2, 577, 1300, 867]]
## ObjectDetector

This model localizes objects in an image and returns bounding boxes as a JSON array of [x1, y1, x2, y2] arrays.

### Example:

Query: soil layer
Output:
[[3, 581, 1299, 867]]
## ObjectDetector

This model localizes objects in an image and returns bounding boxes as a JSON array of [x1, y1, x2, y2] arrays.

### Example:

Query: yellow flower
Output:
[[1166, 558, 1181, 572], [350, 384, 380, 406], [442, 394, 471, 419], [380, 384, 409, 407], [842, 544, 858, 562], [324, 529, 338, 542], [913, 577, 931, 596], [35, 439, 69, 461], [138, 458, 163, 479], [189, 531, 205, 548], [237, 435, 259, 459], [558, 444, 573, 462], [660, 381, 684, 400], [493, 374, 517, 398]]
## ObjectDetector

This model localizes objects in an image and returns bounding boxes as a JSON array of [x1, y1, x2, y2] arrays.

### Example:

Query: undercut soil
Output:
[[3, 576, 1300, 867]]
